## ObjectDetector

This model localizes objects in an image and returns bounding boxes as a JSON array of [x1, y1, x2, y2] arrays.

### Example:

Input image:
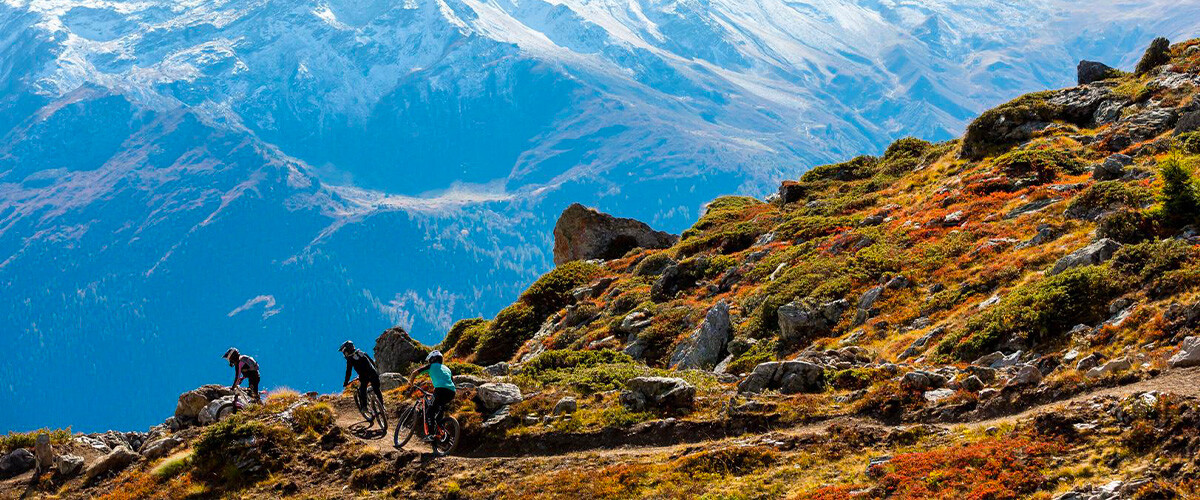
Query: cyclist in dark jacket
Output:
[[340, 341, 385, 408], [409, 350, 456, 438], [223, 347, 261, 403]]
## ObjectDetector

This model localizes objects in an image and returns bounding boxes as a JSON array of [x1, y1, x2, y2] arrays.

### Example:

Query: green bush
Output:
[[474, 302, 541, 365], [936, 266, 1128, 360], [1065, 181, 1152, 220], [884, 137, 934, 160], [673, 447, 778, 475], [635, 307, 695, 366], [441, 317, 487, 352], [193, 417, 292, 484], [450, 319, 490, 358], [1111, 238, 1195, 283], [1180, 132, 1200, 154], [1096, 209, 1160, 244], [961, 91, 1063, 159], [1157, 155, 1200, 225], [682, 196, 764, 239], [677, 221, 765, 256], [520, 260, 603, 318], [801, 155, 879, 182], [291, 403, 334, 434], [773, 215, 854, 242], [994, 148, 1083, 184], [445, 361, 484, 377], [0, 428, 71, 453], [724, 339, 776, 375], [633, 252, 676, 276], [522, 349, 633, 375], [829, 368, 885, 391]]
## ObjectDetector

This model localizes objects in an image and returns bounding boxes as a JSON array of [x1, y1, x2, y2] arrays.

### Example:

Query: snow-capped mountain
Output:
[[2, 0, 1198, 431]]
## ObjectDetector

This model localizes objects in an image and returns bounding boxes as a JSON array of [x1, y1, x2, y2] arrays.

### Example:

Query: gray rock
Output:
[[0, 449, 36, 479], [973, 352, 1005, 367], [198, 395, 236, 425], [1049, 239, 1121, 275], [1177, 110, 1200, 135], [34, 433, 53, 473], [1092, 155, 1130, 181], [484, 362, 511, 377], [900, 371, 931, 391], [379, 372, 407, 391], [1169, 336, 1200, 368], [85, 446, 138, 482], [1075, 353, 1106, 372], [669, 300, 732, 370], [778, 299, 848, 344], [621, 377, 696, 410], [54, 454, 84, 477], [552, 397, 578, 415], [451, 374, 486, 389], [620, 311, 652, 333], [855, 286, 885, 325], [374, 326, 427, 374], [552, 203, 678, 264], [1086, 357, 1132, 379], [175, 384, 239, 421], [476, 383, 524, 411], [991, 351, 1023, 369], [140, 437, 182, 460], [962, 375, 985, 392], [1078, 60, 1116, 85], [1093, 99, 1127, 126], [924, 388, 956, 402], [1009, 364, 1043, 386], [737, 361, 824, 394]]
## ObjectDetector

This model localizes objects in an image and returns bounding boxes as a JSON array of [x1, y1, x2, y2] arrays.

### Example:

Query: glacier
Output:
[[1, 0, 1198, 431]]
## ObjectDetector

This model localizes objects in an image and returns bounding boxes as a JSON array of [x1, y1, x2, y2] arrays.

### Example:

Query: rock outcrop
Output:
[[175, 384, 241, 423], [668, 300, 732, 370], [1078, 60, 1118, 85], [0, 449, 35, 479], [475, 383, 523, 411], [738, 361, 825, 394], [621, 377, 695, 410], [778, 299, 848, 344], [1168, 336, 1200, 368], [1049, 239, 1121, 275], [552, 203, 677, 265], [374, 326, 428, 374], [85, 446, 138, 483]]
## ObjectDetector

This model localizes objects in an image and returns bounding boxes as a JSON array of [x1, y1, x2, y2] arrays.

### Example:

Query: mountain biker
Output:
[[340, 340, 385, 410], [223, 347, 261, 404], [409, 350, 455, 439]]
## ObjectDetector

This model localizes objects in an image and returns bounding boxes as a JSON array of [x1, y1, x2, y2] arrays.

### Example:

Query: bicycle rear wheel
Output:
[[393, 406, 418, 449], [214, 403, 238, 422], [431, 416, 460, 456]]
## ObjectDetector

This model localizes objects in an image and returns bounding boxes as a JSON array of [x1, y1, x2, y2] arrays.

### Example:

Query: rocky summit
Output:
[[7, 38, 1200, 500]]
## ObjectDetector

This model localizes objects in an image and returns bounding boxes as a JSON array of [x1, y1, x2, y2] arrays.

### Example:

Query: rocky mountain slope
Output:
[[6, 37, 1200, 499], [5, 0, 1200, 433]]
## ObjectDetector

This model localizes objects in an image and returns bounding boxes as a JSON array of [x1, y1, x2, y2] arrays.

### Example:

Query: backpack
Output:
[[240, 355, 259, 372]]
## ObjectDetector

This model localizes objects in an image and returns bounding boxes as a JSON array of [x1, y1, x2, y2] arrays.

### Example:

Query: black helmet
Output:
[[222, 347, 239, 365], [339, 340, 355, 356]]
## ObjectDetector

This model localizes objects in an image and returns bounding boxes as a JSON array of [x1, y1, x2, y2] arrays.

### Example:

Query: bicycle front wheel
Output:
[[393, 406, 417, 449], [353, 389, 371, 422], [431, 416, 460, 456]]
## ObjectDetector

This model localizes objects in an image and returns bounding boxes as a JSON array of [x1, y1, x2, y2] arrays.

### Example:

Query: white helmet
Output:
[[222, 347, 239, 365], [426, 350, 443, 362]]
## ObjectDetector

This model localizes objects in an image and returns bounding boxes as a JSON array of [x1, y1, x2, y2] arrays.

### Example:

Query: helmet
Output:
[[425, 350, 443, 362], [339, 340, 355, 356], [222, 347, 239, 364]]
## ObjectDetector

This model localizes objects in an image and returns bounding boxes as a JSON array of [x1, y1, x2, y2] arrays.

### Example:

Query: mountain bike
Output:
[[393, 384, 460, 456], [348, 377, 389, 432], [214, 389, 266, 421]]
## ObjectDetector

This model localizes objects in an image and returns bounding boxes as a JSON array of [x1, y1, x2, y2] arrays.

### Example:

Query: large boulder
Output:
[[198, 396, 236, 425], [668, 301, 732, 370], [475, 383, 523, 411], [374, 326, 428, 374], [737, 361, 825, 394], [85, 446, 138, 483], [1168, 336, 1200, 368], [1078, 60, 1117, 85], [140, 437, 182, 460], [0, 449, 36, 479], [778, 299, 848, 344], [54, 454, 85, 478], [34, 433, 53, 473], [175, 384, 239, 421], [621, 377, 696, 410], [552, 203, 678, 265], [1135, 37, 1171, 75], [379, 372, 407, 392], [1049, 238, 1121, 275]]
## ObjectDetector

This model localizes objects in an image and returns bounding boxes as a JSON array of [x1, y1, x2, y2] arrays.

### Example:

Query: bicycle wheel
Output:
[[214, 403, 238, 422], [393, 406, 418, 449], [369, 391, 389, 432], [353, 389, 372, 422], [431, 416, 460, 456]]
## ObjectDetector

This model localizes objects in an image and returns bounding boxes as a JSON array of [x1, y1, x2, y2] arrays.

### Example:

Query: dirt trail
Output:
[[328, 367, 1200, 463]]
